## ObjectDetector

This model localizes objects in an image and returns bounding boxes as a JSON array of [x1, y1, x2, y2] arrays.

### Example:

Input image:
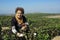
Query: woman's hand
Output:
[[17, 33, 20, 37], [21, 23, 26, 26], [17, 33, 24, 37], [21, 25, 27, 30]]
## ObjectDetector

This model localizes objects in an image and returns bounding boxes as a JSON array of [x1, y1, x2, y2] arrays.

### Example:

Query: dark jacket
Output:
[[11, 15, 29, 33]]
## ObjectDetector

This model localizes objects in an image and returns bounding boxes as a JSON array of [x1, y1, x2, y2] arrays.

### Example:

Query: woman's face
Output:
[[16, 10, 23, 19]]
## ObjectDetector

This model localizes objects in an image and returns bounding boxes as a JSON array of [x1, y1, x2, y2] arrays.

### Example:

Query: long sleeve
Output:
[[11, 18, 17, 34], [23, 16, 30, 32], [12, 26, 17, 34]]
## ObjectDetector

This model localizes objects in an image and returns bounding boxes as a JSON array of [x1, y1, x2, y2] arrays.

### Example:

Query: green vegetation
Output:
[[0, 13, 60, 40]]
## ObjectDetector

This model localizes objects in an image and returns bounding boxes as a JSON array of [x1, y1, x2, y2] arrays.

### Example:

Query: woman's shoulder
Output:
[[22, 15, 26, 19], [22, 15, 27, 22], [11, 16, 16, 22]]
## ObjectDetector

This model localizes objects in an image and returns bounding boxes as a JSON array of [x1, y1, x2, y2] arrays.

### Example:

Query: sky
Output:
[[0, 0, 60, 14]]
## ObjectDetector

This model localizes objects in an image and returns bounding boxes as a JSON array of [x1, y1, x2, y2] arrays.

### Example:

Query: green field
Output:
[[0, 13, 60, 40]]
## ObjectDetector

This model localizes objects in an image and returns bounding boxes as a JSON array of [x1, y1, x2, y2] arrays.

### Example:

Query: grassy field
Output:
[[0, 13, 60, 40]]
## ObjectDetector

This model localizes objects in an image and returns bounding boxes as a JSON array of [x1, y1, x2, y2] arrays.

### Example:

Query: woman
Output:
[[11, 7, 29, 40]]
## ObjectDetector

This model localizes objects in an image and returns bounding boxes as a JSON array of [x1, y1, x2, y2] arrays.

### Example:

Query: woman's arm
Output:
[[11, 18, 17, 34], [12, 26, 17, 34]]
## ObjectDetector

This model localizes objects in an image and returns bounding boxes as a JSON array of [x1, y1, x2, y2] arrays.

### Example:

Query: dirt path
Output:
[[52, 36, 60, 40], [45, 15, 60, 18]]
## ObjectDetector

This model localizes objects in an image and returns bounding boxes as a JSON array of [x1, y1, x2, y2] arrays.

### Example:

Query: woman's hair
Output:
[[15, 7, 24, 14]]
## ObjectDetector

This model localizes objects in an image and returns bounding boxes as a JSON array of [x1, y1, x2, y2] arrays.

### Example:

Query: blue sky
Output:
[[0, 0, 60, 14]]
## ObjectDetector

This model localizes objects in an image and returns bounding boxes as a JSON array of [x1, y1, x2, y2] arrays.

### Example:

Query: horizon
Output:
[[0, 13, 60, 16]]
